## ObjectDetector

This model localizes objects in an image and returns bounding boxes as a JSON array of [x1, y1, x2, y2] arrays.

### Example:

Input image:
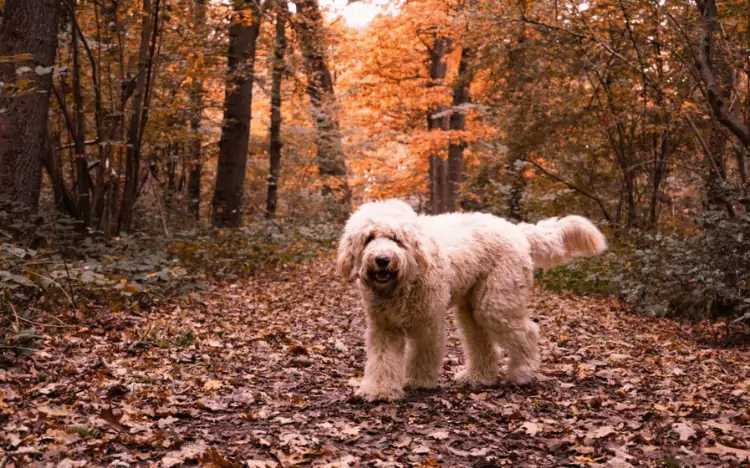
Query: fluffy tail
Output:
[[520, 215, 607, 270]]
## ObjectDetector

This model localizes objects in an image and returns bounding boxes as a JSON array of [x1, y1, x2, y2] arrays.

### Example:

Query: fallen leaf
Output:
[[37, 404, 70, 417], [203, 379, 223, 391], [428, 430, 449, 440], [673, 422, 697, 441], [197, 398, 228, 412], [334, 340, 348, 353], [57, 459, 86, 468], [341, 424, 360, 437], [702, 443, 750, 460], [519, 421, 540, 436], [157, 416, 179, 428], [589, 426, 615, 439], [162, 441, 208, 468], [393, 436, 412, 448]]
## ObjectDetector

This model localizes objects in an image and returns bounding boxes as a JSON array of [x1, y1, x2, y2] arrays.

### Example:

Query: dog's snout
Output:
[[375, 255, 390, 268]]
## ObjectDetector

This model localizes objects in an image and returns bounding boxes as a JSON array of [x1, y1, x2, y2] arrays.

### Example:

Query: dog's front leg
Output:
[[405, 316, 444, 390], [356, 325, 406, 402]]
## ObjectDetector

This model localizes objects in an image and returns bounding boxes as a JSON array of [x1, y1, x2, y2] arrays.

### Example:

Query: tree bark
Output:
[[266, 2, 288, 219], [211, 0, 262, 228], [187, 0, 206, 219], [293, 0, 351, 218], [166, 144, 177, 211], [0, 0, 61, 211], [71, 0, 92, 226], [446, 47, 473, 212], [427, 37, 449, 214], [506, 19, 528, 222], [695, 0, 737, 216], [99, 0, 124, 237], [44, 128, 80, 218], [648, 132, 671, 228], [119, 0, 160, 232], [696, 0, 750, 148]]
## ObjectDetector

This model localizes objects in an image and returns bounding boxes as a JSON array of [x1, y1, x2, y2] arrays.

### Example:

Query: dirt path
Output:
[[1, 258, 749, 467]]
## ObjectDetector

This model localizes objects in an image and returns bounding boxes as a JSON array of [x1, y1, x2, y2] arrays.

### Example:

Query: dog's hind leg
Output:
[[356, 325, 407, 402], [405, 314, 445, 389], [472, 269, 539, 386], [498, 318, 540, 385], [454, 300, 499, 386]]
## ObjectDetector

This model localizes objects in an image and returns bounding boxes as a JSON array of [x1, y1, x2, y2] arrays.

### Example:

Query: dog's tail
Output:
[[520, 216, 607, 270]]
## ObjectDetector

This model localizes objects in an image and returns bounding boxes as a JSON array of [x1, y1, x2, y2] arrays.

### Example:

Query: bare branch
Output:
[[696, 0, 750, 147]]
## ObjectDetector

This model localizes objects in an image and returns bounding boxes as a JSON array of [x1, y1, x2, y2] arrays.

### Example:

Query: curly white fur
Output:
[[337, 199, 607, 401]]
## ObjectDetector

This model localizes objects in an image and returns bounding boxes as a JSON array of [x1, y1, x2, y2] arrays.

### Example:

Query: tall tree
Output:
[[187, 0, 207, 219], [119, 0, 162, 232], [695, 0, 750, 149], [505, 10, 528, 222], [266, 1, 288, 219], [211, 0, 263, 227], [70, 0, 92, 225], [293, 0, 351, 219], [0, 0, 61, 211], [427, 37, 450, 214], [446, 47, 473, 212]]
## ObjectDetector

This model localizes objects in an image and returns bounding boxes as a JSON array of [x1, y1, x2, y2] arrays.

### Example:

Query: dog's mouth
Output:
[[368, 269, 397, 285]]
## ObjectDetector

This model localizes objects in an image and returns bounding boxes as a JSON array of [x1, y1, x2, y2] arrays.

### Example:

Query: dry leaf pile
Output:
[[1, 257, 749, 467]]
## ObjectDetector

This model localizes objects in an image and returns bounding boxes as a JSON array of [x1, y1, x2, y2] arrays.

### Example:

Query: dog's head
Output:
[[337, 200, 432, 296]]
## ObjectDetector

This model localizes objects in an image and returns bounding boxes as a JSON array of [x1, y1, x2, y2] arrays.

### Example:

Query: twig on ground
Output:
[[49, 214, 78, 316], [23, 270, 76, 309]]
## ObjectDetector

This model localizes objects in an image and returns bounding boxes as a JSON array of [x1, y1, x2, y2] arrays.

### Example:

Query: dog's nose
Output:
[[375, 255, 390, 268]]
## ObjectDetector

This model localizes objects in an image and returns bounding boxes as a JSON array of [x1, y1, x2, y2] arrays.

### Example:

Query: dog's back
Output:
[[417, 211, 533, 299]]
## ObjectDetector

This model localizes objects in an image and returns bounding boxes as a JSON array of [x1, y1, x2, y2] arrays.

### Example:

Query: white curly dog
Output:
[[337, 199, 607, 402]]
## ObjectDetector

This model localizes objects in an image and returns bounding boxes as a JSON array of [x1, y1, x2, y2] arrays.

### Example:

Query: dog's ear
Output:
[[336, 230, 361, 282], [404, 227, 433, 273]]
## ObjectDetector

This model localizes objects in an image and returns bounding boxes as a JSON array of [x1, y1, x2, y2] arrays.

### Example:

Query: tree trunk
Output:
[[697, 4, 736, 217], [293, 0, 351, 218], [98, 0, 125, 237], [71, 0, 92, 226], [43, 129, 79, 218], [427, 37, 449, 214], [119, 0, 160, 232], [166, 145, 177, 211], [623, 169, 637, 228], [0, 0, 60, 211], [696, 0, 750, 148], [211, 0, 262, 228], [187, 0, 206, 219], [648, 132, 671, 228], [446, 47, 473, 212], [266, 2, 287, 219], [505, 19, 528, 222]]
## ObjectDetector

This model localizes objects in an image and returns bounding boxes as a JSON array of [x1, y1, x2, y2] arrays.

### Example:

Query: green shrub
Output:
[[611, 211, 750, 323], [536, 255, 611, 295]]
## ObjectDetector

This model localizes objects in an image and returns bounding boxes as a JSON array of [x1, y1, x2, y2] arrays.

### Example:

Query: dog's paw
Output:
[[506, 365, 537, 386], [355, 383, 404, 402], [405, 375, 439, 390], [454, 367, 496, 387]]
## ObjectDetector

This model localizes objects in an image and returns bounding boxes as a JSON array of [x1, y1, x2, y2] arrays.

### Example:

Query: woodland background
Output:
[[2, 0, 750, 351]]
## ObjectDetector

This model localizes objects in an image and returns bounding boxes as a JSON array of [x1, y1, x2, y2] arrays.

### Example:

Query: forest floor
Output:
[[1, 255, 749, 468]]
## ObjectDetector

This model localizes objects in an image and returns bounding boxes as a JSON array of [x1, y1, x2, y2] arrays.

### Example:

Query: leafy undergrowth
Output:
[[536, 255, 611, 296], [1, 213, 339, 353], [1, 256, 749, 467]]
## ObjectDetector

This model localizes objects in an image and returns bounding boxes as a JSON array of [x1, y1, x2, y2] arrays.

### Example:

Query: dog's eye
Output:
[[391, 235, 402, 245], [365, 234, 375, 244]]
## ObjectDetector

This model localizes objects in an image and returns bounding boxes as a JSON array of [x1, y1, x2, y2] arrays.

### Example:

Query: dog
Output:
[[337, 199, 607, 401]]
